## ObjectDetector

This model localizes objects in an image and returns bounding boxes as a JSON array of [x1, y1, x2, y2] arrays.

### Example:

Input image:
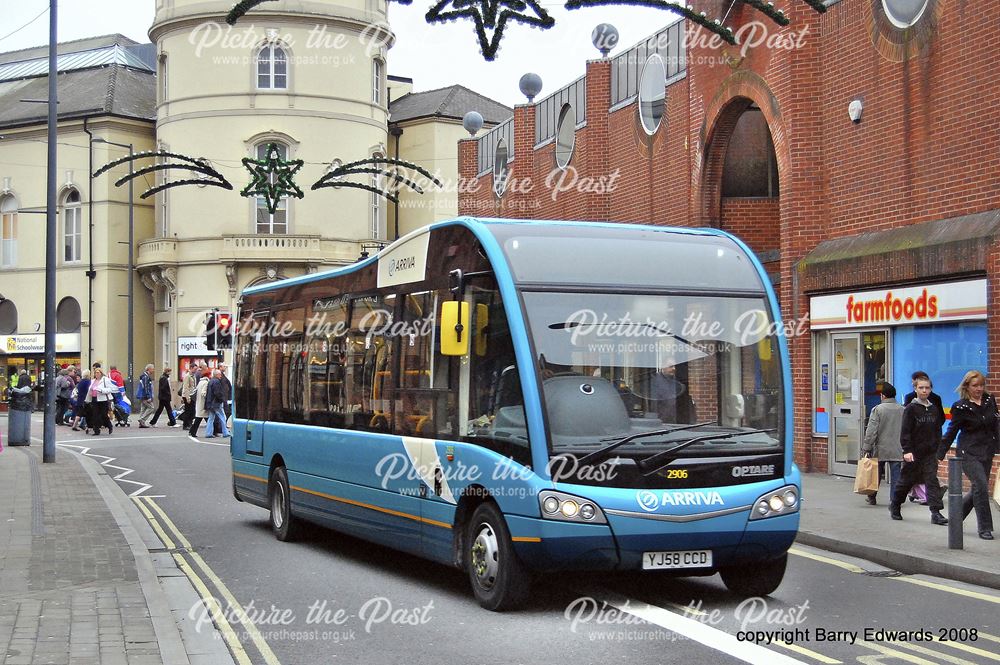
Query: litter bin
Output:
[[7, 386, 33, 446]]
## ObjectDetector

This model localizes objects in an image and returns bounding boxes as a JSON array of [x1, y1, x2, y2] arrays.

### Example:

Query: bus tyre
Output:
[[720, 553, 787, 597], [269, 466, 300, 542], [467, 503, 530, 611]]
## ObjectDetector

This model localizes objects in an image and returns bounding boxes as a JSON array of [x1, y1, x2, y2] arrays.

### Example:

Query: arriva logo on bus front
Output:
[[845, 290, 938, 325], [637, 490, 724, 512]]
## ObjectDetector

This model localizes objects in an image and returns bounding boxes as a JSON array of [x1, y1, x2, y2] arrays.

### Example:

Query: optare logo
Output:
[[637, 491, 660, 512]]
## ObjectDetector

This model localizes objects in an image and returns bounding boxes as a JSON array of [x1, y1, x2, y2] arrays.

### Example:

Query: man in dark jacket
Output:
[[150, 367, 177, 427], [212, 363, 234, 435], [890, 376, 948, 525], [204, 369, 230, 438], [54, 369, 73, 425], [136, 365, 156, 428]]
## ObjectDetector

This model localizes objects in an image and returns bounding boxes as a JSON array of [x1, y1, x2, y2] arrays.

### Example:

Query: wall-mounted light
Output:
[[848, 99, 864, 124]]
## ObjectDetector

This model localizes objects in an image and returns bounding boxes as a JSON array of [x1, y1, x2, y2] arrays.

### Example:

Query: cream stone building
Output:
[[0, 0, 509, 401]]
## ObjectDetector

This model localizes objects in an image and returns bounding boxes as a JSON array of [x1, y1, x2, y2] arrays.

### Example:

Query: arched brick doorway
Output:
[[700, 95, 783, 285]]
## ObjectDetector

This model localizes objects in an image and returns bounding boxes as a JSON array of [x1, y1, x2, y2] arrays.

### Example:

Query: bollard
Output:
[[947, 455, 963, 550]]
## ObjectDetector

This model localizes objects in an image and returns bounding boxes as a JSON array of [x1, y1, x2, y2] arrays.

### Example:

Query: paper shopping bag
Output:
[[853, 456, 879, 495]]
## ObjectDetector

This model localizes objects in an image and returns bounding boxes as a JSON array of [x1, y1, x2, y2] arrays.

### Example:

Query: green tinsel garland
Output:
[[426, 0, 555, 61]]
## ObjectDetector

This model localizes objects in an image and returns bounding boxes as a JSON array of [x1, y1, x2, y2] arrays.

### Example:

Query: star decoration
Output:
[[426, 0, 555, 61], [240, 143, 305, 214]]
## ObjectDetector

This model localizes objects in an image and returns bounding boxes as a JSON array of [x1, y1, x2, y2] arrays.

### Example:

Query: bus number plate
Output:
[[642, 550, 712, 570]]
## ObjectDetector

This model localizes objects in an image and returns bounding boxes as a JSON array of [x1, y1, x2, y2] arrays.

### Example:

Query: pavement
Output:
[[1, 414, 998, 664], [0, 414, 235, 665], [797, 471, 1000, 590]]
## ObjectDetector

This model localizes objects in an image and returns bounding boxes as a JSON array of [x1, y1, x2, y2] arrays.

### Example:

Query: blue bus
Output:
[[231, 218, 799, 610]]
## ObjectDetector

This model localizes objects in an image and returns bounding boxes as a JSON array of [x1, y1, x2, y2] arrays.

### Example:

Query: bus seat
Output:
[[543, 376, 630, 437]]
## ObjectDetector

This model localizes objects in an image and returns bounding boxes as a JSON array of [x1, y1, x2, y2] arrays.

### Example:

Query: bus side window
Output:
[[463, 284, 530, 466], [394, 290, 458, 439], [270, 306, 305, 424], [345, 295, 394, 433], [234, 317, 255, 420], [305, 301, 348, 428]]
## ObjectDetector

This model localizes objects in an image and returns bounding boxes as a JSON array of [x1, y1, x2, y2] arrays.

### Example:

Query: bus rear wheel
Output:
[[466, 503, 530, 611], [269, 466, 300, 542], [719, 553, 787, 597]]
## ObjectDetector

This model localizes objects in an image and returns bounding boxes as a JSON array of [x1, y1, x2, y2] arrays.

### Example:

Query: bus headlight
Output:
[[749, 485, 799, 521], [538, 490, 607, 524], [560, 500, 580, 518]]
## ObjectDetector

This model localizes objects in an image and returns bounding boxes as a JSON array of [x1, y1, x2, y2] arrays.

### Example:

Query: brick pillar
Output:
[[584, 58, 612, 221], [987, 240, 1000, 495], [457, 138, 478, 217], [503, 104, 535, 219], [779, 2, 827, 472]]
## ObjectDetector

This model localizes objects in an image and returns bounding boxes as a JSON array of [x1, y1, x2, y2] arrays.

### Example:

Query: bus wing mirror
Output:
[[474, 304, 489, 357], [440, 301, 470, 356]]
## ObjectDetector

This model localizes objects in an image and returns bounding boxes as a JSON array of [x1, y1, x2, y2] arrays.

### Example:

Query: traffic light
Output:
[[217, 312, 233, 349], [205, 311, 216, 351]]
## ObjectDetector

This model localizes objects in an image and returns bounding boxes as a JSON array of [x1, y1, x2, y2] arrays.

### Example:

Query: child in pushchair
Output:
[[113, 387, 132, 427]]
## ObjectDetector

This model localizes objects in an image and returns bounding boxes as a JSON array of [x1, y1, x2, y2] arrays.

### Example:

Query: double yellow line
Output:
[[132, 496, 282, 665]]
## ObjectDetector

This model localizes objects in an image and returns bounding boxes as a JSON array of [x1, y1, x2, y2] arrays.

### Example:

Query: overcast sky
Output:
[[0, 1, 681, 108]]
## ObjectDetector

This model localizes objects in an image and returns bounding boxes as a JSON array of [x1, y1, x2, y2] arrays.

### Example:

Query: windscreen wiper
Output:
[[576, 421, 714, 467], [637, 428, 777, 477]]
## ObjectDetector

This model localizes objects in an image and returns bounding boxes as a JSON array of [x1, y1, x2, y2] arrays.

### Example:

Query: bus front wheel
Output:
[[269, 466, 300, 542], [719, 553, 787, 597], [466, 503, 530, 611]]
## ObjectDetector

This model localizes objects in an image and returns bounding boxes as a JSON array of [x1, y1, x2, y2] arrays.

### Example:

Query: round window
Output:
[[0, 299, 16, 335], [881, 0, 929, 28], [56, 297, 81, 333], [638, 54, 667, 135], [493, 139, 509, 197], [555, 104, 576, 169]]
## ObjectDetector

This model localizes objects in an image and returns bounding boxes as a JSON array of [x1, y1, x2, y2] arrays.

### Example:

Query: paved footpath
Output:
[[0, 429, 234, 665]]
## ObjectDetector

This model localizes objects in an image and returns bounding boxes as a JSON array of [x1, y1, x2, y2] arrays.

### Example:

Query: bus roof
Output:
[[241, 218, 757, 297]]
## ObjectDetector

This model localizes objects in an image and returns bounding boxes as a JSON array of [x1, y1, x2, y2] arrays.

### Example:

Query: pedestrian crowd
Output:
[[41, 360, 232, 441], [862, 369, 997, 541]]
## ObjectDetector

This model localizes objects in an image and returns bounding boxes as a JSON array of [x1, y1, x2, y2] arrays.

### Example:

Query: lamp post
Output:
[[42, 0, 58, 463], [92, 138, 135, 401]]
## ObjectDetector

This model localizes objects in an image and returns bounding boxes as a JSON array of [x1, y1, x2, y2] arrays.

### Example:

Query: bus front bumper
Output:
[[505, 510, 798, 572]]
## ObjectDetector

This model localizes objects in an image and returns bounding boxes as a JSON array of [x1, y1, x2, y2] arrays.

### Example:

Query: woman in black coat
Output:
[[70, 371, 92, 431], [940, 370, 997, 540]]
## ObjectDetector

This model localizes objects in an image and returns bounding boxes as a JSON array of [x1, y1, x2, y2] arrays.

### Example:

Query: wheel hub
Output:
[[272, 482, 285, 529], [471, 523, 499, 589]]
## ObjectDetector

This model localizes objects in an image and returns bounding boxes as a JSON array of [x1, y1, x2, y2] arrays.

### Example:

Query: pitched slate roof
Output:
[[389, 85, 511, 125], [0, 35, 156, 130]]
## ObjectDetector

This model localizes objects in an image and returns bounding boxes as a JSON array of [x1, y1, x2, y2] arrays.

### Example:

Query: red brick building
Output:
[[457, 0, 1000, 493]]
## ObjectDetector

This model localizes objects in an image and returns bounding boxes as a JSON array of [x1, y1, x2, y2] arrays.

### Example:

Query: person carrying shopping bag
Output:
[[861, 382, 904, 505]]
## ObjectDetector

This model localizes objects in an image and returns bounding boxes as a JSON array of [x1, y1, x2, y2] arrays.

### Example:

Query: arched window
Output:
[[62, 189, 82, 263], [1, 195, 16, 268], [371, 152, 383, 239], [256, 43, 288, 90], [255, 142, 289, 234], [372, 59, 383, 105], [0, 299, 16, 335], [56, 296, 81, 333]]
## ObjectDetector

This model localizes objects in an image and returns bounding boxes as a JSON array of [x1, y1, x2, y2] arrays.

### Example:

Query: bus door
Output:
[[244, 311, 271, 456]]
